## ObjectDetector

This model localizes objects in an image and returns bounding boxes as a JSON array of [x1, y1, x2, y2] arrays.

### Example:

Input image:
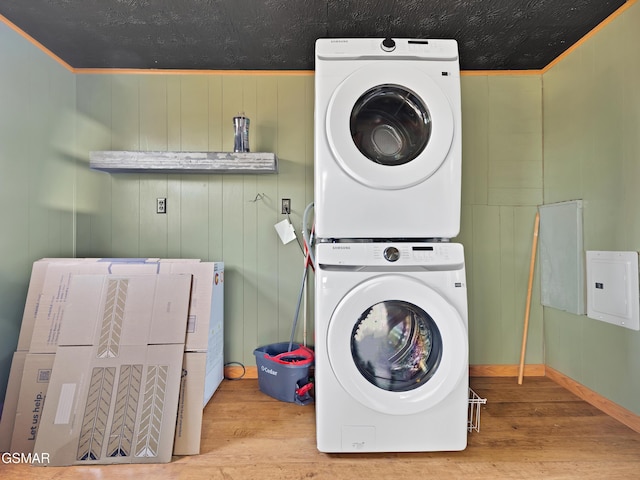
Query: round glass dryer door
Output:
[[327, 275, 467, 415], [350, 85, 431, 167], [326, 64, 455, 190], [352, 300, 442, 392]]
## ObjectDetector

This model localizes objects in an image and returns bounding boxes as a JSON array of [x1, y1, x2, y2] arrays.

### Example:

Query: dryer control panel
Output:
[[316, 38, 459, 62]]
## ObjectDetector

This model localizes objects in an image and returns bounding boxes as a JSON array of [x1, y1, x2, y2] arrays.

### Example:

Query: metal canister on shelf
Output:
[[233, 114, 250, 152]]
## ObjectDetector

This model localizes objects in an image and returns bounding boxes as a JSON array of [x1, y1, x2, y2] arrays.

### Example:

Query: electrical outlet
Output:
[[157, 197, 167, 214], [281, 198, 291, 214]]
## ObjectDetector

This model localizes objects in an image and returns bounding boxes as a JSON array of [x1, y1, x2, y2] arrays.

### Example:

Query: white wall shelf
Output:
[[89, 151, 278, 174]]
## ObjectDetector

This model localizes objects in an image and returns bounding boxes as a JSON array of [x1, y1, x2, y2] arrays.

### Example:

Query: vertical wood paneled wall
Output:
[[542, 1, 640, 415], [0, 22, 76, 401], [73, 72, 545, 368], [458, 75, 544, 366], [74, 73, 314, 366]]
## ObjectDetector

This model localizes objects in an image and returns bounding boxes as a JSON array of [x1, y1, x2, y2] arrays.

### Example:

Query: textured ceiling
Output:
[[0, 0, 627, 71]]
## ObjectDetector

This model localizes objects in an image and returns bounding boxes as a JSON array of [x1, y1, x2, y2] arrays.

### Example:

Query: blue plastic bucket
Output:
[[253, 342, 314, 405]]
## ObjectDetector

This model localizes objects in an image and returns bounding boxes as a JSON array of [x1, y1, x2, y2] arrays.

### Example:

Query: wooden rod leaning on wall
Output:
[[518, 211, 540, 385]]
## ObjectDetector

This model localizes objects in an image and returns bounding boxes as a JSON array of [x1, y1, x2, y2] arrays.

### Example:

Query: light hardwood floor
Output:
[[1, 376, 639, 479]]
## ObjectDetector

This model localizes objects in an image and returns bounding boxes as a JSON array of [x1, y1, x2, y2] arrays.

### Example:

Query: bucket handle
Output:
[[265, 345, 314, 366], [295, 381, 314, 406]]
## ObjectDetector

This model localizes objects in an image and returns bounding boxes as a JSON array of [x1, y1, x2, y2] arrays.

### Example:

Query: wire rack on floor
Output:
[[468, 388, 487, 433]]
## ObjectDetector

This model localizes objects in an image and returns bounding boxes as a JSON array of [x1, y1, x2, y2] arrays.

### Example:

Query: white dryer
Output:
[[314, 38, 462, 240], [314, 241, 469, 452]]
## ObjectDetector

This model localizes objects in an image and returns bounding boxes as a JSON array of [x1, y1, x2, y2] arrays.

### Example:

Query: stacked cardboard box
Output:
[[0, 258, 224, 460], [35, 273, 192, 465]]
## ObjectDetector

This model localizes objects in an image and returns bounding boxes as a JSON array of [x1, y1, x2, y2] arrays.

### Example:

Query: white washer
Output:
[[314, 38, 462, 240], [314, 241, 469, 452]]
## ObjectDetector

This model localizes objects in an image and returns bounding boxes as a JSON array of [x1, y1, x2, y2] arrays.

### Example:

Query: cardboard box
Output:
[[56, 274, 192, 348], [9, 353, 54, 454], [34, 344, 185, 466], [33, 273, 191, 466], [0, 352, 27, 452], [9, 351, 218, 458], [16, 260, 80, 352], [173, 352, 206, 455], [160, 262, 223, 353], [172, 263, 224, 454], [15, 259, 198, 351], [5, 259, 224, 457], [173, 262, 225, 397], [23, 258, 220, 354], [28, 261, 172, 353]]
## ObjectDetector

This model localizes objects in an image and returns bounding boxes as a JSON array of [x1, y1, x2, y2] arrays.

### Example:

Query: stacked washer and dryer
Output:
[[313, 38, 469, 453]]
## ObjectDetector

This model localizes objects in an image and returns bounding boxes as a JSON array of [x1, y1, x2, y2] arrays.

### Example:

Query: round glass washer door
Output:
[[326, 64, 455, 190], [351, 299, 442, 393], [327, 274, 467, 415]]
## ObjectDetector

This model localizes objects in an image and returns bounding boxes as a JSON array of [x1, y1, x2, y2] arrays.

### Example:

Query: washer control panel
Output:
[[374, 244, 451, 263], [317, 242, 464, 268]]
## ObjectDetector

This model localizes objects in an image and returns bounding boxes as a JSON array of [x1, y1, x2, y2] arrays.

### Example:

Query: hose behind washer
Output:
[[288, 202, 315, 352]]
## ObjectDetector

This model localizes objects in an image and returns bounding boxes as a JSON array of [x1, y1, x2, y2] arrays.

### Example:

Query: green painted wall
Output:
[[0, 22, 76, 402], [73, 73, 315, 366], [542, 2, 640, 414], [458, 75, 543, 366], [71, 72, 544, 369]]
